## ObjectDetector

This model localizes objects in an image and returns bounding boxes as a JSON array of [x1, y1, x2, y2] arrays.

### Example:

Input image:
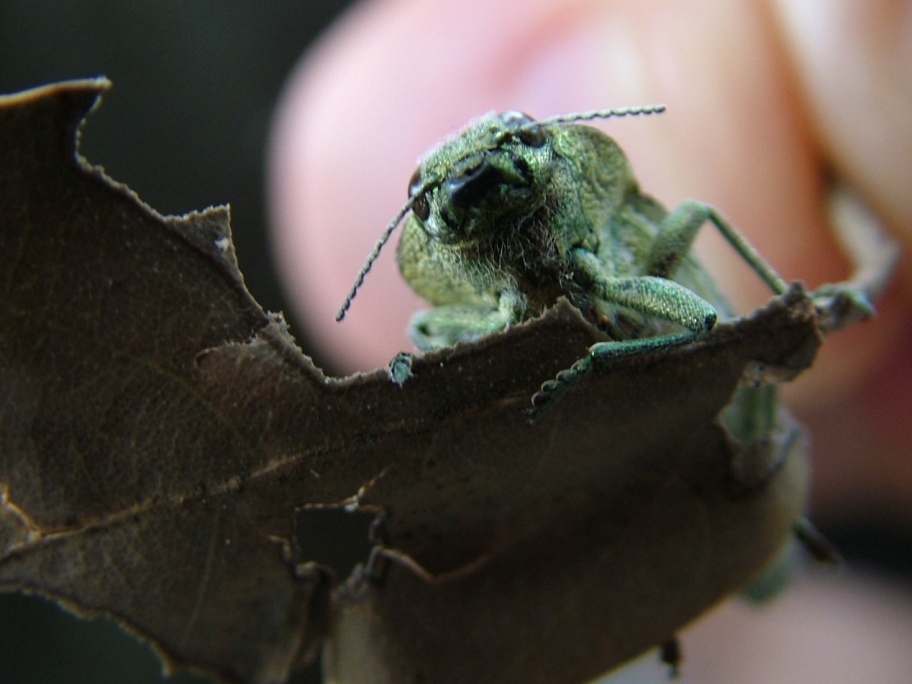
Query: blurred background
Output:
[[1, 2, 910, 684]]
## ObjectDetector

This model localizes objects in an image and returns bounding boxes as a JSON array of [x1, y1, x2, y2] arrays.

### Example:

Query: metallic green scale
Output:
[[394, 109, 785, 359]]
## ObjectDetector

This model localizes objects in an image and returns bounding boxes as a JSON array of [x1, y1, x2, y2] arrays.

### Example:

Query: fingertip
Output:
[[267, 0, 615, 373], [772, 0, 912, 240]]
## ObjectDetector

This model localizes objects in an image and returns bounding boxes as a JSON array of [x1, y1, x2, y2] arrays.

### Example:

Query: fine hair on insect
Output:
[[335, 104, 666, 322]]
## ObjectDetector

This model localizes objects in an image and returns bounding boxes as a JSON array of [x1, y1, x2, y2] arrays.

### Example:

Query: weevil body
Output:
[[397, 108, 737, 350], [338, 107, 787, 362], [331, 107, 883, 681]]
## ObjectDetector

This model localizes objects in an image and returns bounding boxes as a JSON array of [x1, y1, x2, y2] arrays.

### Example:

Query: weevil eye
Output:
[[408, 167, 422, 197], [412, 195, 430, 221], [407, 167, 431, 220], [411, 195, 430, 221]]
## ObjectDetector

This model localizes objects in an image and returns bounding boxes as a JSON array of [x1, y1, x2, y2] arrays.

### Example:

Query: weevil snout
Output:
[[446, 157, 508, 208], [446, 151, 532, 216]]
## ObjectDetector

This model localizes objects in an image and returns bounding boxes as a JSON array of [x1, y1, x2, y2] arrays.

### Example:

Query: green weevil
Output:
[[336, 105, 878, 413], [338, 106, 807, 410], [333, 107, 882, 678]]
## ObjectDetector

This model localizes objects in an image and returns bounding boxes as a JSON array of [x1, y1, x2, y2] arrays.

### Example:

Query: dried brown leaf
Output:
[[0, 79, 858, 684]]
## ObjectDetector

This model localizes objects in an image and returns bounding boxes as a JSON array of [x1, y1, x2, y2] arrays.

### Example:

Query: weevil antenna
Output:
[[541, 104, 666, 126], [336, 182, 437, 322]]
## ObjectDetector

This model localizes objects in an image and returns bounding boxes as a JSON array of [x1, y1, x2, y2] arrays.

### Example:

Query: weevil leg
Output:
[[409, 290, 526, 350], [532, 200, 787, 417], [720, 382, 802, 492], [793, 517, 842, 565], [339, 547, 391, 603], [291, 561, 335, 664], [530, 204, 789, 415], [408, 305, 512, 350], [831, 184, 900, 297], [720, 383, 778, 447], [573, 248, 719, 333], [387, 351, 415, 387], [659, 636, 682, 678], [741, 517, 842, 604], [812, 282, 875, 333], [528, 250, 718, 418], [528, 331, 697, 419], [647, 200, 788, 295], [740, 542, 797, 604]]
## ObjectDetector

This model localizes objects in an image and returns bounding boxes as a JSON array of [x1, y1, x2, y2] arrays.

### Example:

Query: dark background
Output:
[[0, 3, 356, 683]]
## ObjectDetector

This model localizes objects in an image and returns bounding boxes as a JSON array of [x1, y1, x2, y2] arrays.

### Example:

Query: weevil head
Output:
[[396, 108, 652, 307], [335, 106, 664, 321], [393, 111, 579, 308], [405, 111, 557, 246]]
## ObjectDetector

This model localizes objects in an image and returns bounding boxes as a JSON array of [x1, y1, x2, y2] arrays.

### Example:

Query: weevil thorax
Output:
[[397, 111, 636, 310]]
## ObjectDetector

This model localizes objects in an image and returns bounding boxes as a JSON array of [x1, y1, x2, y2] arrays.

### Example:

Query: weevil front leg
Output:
[[529, 250, 719, 416], [409, 306, 509, 350], [528, 329, 700, 417], [575, 248, 720, 332], [409, 289, 527, 350], [531, 202, 790, 416]]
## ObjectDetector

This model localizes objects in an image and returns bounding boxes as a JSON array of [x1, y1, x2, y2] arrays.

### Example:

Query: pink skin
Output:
[[269, 1, 912, 677]]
